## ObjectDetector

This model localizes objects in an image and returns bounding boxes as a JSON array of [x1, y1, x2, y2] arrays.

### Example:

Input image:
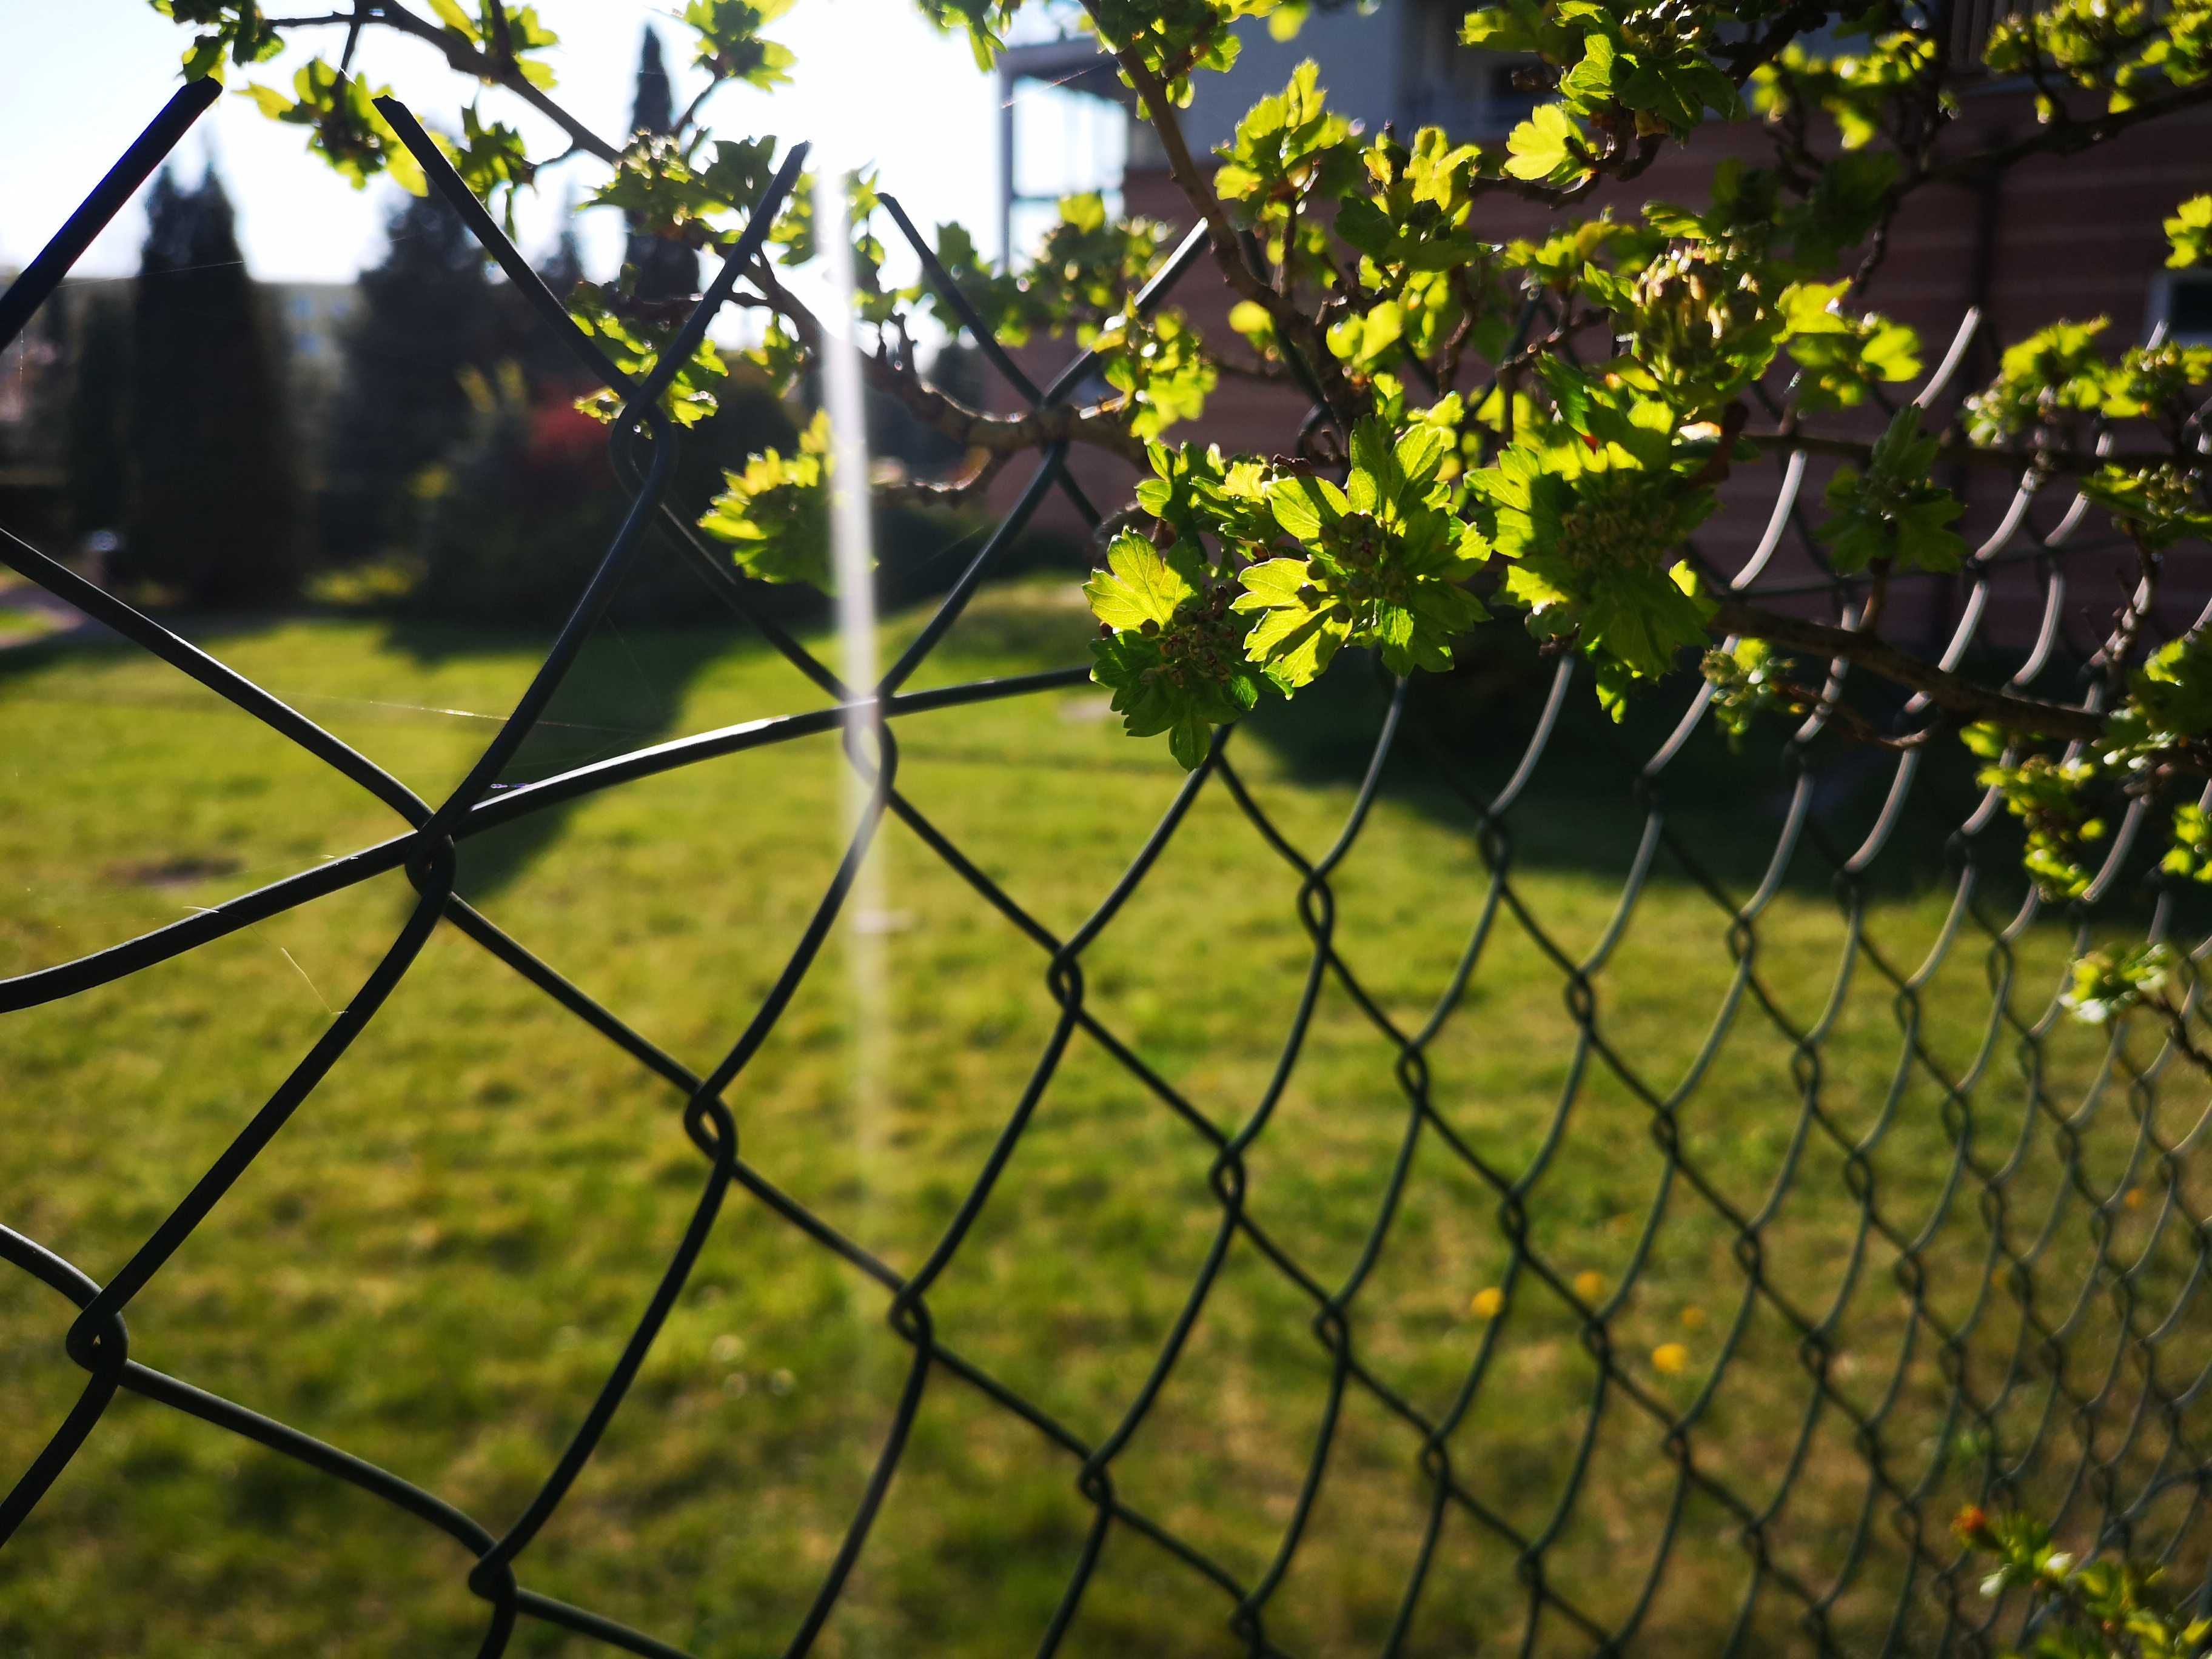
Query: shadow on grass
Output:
[[3, 567, 2178, 930], [1237, 622, 2080, 915]]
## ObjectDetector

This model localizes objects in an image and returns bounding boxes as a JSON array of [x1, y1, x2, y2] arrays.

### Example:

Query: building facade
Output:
[[994, 3, 2212, 652]]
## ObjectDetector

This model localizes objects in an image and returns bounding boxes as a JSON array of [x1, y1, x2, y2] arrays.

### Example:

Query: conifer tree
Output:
[[324, 189, 501, 560], [125, 164, 297, 605], [622, 27, 700, 304]]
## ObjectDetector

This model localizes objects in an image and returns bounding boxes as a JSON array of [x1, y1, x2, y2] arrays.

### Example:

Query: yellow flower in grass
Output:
[[1469, 1286, 1506, 1320], [1574, 1270, 1606, 1303], [1680, 1305, 1709, 1332], [1652, 1342, 1691, 1375], [2123, 1187, 2146, 1211]]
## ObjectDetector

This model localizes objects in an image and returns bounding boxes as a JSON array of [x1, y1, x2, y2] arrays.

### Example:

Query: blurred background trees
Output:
[[123, 164, 298, 606], [6, 23, 1021, 622]]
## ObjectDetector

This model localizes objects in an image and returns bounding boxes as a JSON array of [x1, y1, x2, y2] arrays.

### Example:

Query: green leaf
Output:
[[695, 410, 836, 587], [2082, 462, 2212, 551], [2131, 637, 2212, 739], [425, 0, 478, 38], [1503, 103, 1586, 186], [1267, 472, 1347, 541], [2168, 193, 2212, 269], [1084, 534, 1197, 632], [1817, 408, 1965, 574], [1233, 557, 1350, 689]]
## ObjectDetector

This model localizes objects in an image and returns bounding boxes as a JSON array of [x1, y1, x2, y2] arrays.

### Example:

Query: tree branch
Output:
[[878, 450, 1013, 511], [1711, 598, 2110, 743], [1076, 5, 1359, 428], [1742, 429, 2179, 479], [366, 1, 622, 163], [745, 264, 1149, 464], [1920, 78, 2212, 189]]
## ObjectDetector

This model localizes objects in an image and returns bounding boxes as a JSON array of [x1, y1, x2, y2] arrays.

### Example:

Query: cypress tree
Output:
[[124, 164, 298, 606], [63, 286, 130, 541], [324, 189, 501, 561], [623, 28, 701, 304]]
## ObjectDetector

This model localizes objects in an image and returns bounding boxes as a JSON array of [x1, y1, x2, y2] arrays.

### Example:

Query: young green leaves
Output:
[[1472, 375, 1715, 712], [1087, 415, 1496, 768], [1817, 407, 1966, 575], [697, 410, 835, 588], [2169, 194, 2212, 269], [1503, 103, 1592, 189], [1235, 418, 1490, 688], [1470, 0, 1739, 145], [1093, 309, 1217, 439], [240, 61, 426, 194], [1213, 60, 1356, 218], [164, 0, 287, 79], [681, 0, 797, 90], [1086, 535, 1265, 770]]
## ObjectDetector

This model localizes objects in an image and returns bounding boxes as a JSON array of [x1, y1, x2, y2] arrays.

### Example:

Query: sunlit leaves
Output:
[[2082, 463, 2212, 551], [240, 61, 426, 195], [1085, 534, 1265, 769], [1232, 417, 1490, 685], [1213, 60, 1356, 216], [1551, 5, 1740, 136], [159, 0, 284, 79], [1472, 380, 1715, 705], [1135, 441, 1273, 548], [915, 221, 1048, 346], [1983, 0, 2212, 116], [681, 0, 797, 90], [2128, 637, 2212, 742], [420, 0, 561, 89], [1471, 0, 1739, 138], [1503, 103, 1590, 187], [443, 103, 535, 233], [1752, 32, 1937, 150], [2168, 193, 2212, 268], [588, 133, 784, 252], [568, 282, 731, 426], [1977, 752, 2106, 900], [1956, 1501, 2212, 1658], [1780, 280, 1920, 411], [1019, 195, 1171, 331], [1083, 0, 1307, 105], [1326, 300, 1405, 366], [1963, 318, 2114, 444], [1094, 308, 1217, 438], [1702, 638, 1805, 747], [2165, 804, 2212, 883], [697, 409, 834, 586], [2101, 341, 2212, 422]]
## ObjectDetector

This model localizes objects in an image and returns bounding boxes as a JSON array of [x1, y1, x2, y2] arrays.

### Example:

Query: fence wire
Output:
[[4, 81, 2212, 1658]]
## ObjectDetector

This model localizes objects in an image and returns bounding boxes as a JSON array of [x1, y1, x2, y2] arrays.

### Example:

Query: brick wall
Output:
[[995, 85, 2212, 662]]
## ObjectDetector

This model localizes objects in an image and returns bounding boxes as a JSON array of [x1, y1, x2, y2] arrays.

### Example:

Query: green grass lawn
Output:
[[0, 606, 59, 645], [2, 580, 2207, 1657]]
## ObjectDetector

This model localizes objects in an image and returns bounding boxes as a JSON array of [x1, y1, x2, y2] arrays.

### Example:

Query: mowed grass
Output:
[[2, 578, 2210, 1657]]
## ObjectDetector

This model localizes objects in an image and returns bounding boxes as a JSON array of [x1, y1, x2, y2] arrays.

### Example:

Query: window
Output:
[[1007, 78, 1129, 257], [2151, 270, 2212, 347], [1401, 0, 1542, 138]]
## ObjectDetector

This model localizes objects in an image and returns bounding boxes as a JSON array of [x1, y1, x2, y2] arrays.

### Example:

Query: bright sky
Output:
[[0, 0, 1008, 286]]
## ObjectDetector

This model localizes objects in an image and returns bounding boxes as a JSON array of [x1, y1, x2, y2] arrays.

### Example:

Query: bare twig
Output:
[[1712, 598, 2113, 744], [746, 260, 1149, 464], [1921, 79, 2212, 189]]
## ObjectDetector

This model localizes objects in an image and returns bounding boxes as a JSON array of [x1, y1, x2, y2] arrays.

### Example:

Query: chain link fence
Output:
[[5, 80, 2212, 1657]]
